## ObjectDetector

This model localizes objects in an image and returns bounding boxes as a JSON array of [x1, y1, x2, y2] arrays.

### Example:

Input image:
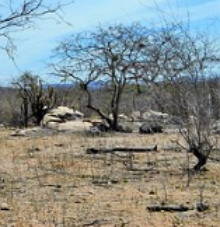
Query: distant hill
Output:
[[0, 80, 106, 90], [45, 83, 73, 89], [45, 80, 106, 90], [88, 80, 106, 89]]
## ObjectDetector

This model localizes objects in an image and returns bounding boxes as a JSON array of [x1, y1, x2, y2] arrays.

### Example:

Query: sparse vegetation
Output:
[[13, 72, 57, 127], [0, 1, 220, 225], [0, 129, 219, 226]]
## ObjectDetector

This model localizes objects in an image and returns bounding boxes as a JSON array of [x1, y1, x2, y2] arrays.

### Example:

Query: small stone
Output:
[[74, 200, 82, 203], [11, 130, 26, 137], [1, 203, 10, 211], [149, 190, 155, 195]]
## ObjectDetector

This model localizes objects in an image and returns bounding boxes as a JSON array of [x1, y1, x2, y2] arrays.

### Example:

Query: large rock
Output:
[[142, 110, 169, 121], [41, 106, 90, 132], [131, 111, 142, 121], [89, 121, 134, 134], [131, 110, 171, 124], [0, 124, 5, 128], [139, 122, 163, 134], [43, 120, 92, 132], [42, 106, 84, 127], [141, 110, 183, 130], [109, 113, 132, 122], [117, 123, 133, 133], [56, 121, 92, 132], [91, 121, 109, 132], [212, 120, 220, 134]]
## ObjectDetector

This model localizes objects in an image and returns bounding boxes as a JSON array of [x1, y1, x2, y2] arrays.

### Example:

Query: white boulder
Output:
[[42, 106, 84, 127]]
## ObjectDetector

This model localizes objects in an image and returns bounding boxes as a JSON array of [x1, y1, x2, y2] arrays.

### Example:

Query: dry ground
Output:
[[0, 129, 220, 226]]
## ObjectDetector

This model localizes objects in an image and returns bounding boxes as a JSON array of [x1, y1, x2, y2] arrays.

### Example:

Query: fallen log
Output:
[[86, 145, 157, 154], [147, 204, 193, 212]]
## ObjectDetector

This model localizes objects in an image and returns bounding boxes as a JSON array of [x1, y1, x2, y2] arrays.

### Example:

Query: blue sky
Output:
[[0, 0, 220, 85]]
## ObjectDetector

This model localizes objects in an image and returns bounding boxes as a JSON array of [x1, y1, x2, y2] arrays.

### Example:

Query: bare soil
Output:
[[0, 129, 220, 226]]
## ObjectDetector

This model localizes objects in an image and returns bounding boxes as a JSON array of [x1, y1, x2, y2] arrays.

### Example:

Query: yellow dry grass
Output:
[[0, 129, 219, 226]]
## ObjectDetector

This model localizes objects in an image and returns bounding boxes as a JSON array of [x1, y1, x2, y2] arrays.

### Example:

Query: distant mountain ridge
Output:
[[46, 80, 106, 89]]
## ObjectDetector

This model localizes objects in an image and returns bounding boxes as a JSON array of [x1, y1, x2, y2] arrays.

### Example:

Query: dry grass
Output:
[[0, 129, 219, 226]]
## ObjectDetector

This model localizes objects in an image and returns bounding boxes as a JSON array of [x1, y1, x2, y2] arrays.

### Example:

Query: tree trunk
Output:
[[35, 111, 45, 126], [112, 111, 119, 131], [193, 154, 208, 171], [84, 85, 108, 119], [23, 98, 29, 128], [190, 147, 208, 171], [111, 84, 124, 131]]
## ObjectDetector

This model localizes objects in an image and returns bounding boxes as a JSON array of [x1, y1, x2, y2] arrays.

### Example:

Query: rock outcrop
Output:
[[41, 106, 84, 128], [39, 106, 93, 132], [141, 110, 169, 122], [109, 113, 132, 122]]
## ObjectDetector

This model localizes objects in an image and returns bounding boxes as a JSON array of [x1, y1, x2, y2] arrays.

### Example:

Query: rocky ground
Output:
[[0, 129, 220, 226]]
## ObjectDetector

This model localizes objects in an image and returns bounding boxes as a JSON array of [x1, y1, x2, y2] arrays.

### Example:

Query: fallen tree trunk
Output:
[[147, 204, 193, 212], [86, 145, 157, 154]]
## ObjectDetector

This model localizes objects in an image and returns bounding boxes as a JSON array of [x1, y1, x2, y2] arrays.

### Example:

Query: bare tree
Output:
[[152, 24, 220, 171], [53, 24, 158, 131], [0, 0, 72, 57]]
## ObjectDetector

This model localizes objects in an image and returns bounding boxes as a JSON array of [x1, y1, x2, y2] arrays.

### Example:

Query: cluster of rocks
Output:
[[9, 105, 220, 137], [11, 106, 182, 136], [116, 110, 180, 134], [93, 110, 180, 134], [11, 106, 93, 136], [41, 107, 179, 134]]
